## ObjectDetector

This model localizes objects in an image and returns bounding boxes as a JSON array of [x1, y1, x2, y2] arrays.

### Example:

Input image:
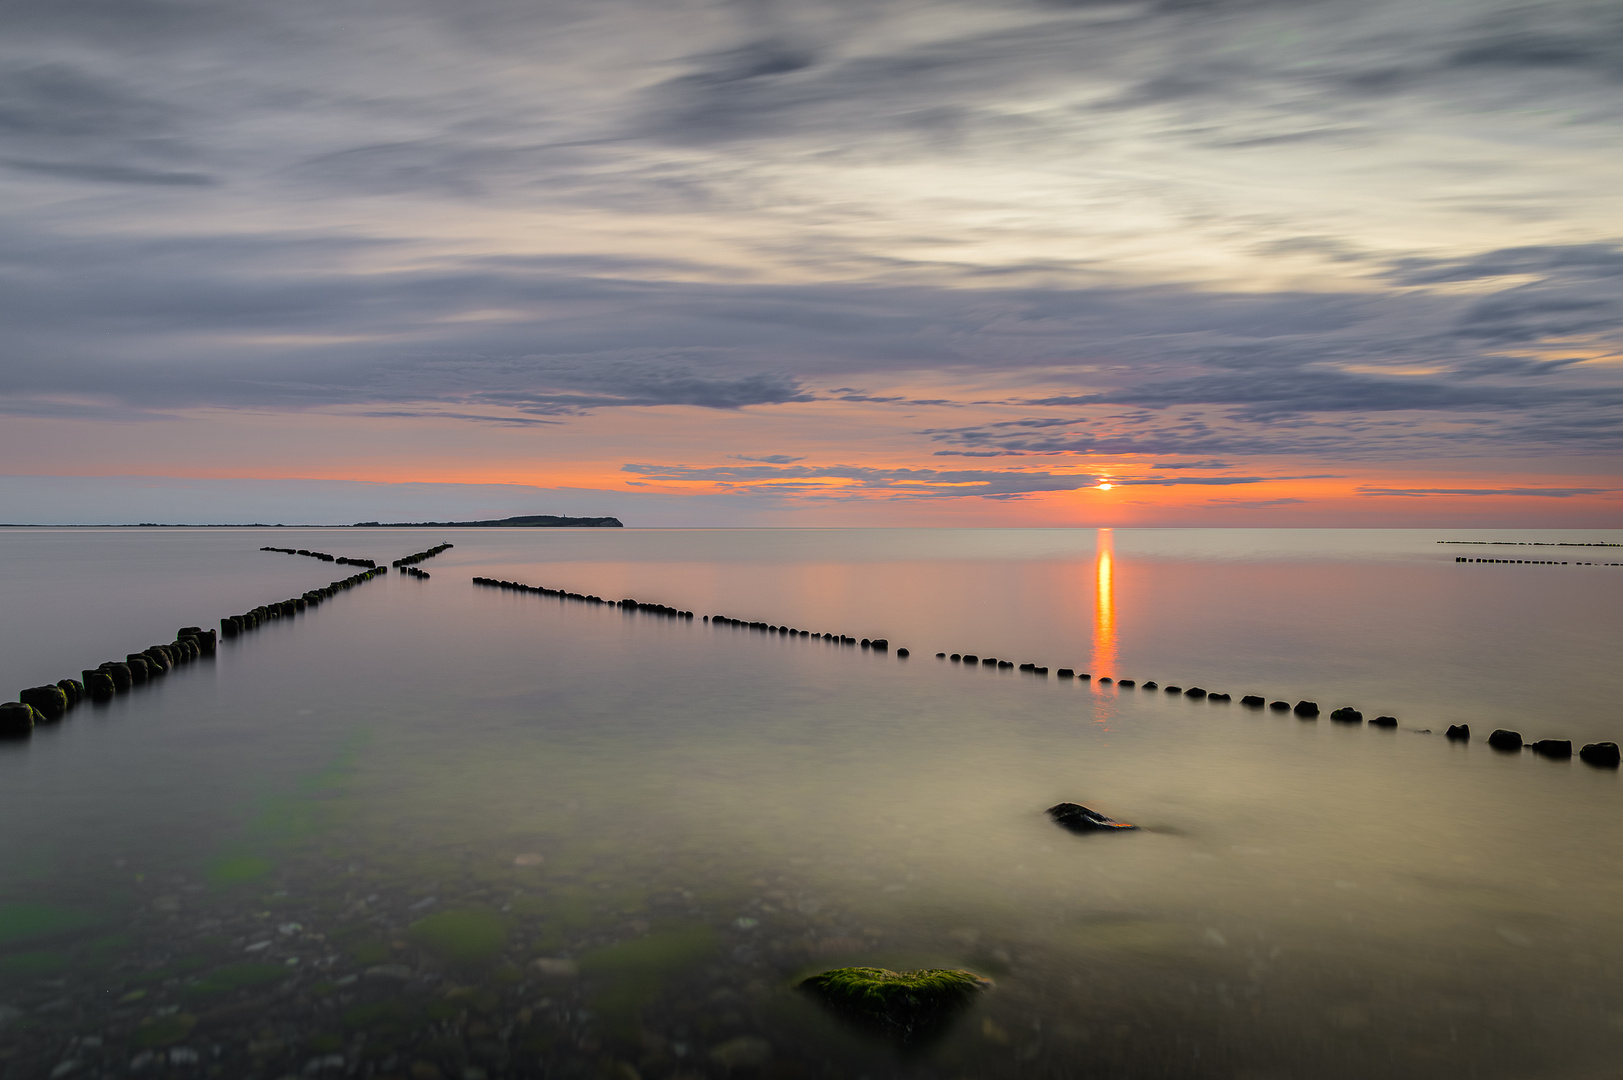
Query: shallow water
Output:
[[1, 527, 1621, 1080]]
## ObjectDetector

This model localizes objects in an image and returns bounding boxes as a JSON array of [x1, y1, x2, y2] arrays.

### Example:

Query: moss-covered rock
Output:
[[799, 966, 990, 1043], [87, 672, 116, 700]]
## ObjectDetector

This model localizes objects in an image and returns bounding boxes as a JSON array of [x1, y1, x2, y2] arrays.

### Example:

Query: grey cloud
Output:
[[356, 410, 564, 426], [1205, 497, 1307, 508], [1357, 486, 1610, 497], [1, 158, 213, 185], [730, 454, 805, 463]]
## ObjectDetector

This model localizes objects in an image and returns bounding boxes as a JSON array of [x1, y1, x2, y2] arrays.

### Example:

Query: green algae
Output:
[[580, 924, 719, 1032], [799, 966, 990, 1043], [0, 949, 68, 976], [185, 962, 291, 997], [347, 937, 394, 965], [408, 908, 508, 964], [0, 903, 97, 945], [132, 1013, 197, 1048], [208, 855, 273, 885]]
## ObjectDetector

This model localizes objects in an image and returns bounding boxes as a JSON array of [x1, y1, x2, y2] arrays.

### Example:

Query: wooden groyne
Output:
[[468, 575, 1616, 771], [1, 566, 385, 738]]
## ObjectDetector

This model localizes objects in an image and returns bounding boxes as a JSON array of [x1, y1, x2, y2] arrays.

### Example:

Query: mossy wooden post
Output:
[[0, 702, 38, 735]]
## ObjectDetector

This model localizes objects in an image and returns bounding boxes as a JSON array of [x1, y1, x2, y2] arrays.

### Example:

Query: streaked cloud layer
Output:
[[0, 0, 1619, 523]]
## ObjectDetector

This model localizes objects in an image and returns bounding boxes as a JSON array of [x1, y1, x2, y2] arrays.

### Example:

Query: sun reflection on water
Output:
[[1092, 528, 1116, 678]]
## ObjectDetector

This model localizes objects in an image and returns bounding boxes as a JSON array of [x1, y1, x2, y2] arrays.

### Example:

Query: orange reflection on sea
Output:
[[1092, 528, 1117, 679]]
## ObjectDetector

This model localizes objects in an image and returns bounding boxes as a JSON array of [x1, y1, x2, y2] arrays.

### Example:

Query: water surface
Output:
[[1, 528, 1620, 1079]]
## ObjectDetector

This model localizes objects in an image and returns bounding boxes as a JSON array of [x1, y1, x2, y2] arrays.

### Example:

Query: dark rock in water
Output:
[[871, 639, 889, 651], [799, 966, 990, 1043], [88, 673, 116, 700], [1141, 680, 1156, 689], [1532, 739, 1572, 758], [1579, 742, 1620, 768], [56, 679, 83, 706], [20, 685, 68, 720], [935, 652, 946, 658], [997, 660, 1013, 669], [1293, 701, 1319, 717], [1185, 687, 1207, 699], [962, 654, 978, 664], [1488, 729, 1523, 751], [983, 657, 998, 666], [1269, 700, 1290, 711], [0, 702, 37, 735], [1241, 695, 1265, 707], [1208, 692, 1230, 702], [1033, 666, 1048, 675], [1330, 707, 1363, 723], [1118, 679, 1135, 687], [1164, 685, 1181, 694], [1077, 673, 1091, 680], [1019, 663, 1034, 672], [896, 648, 909, 657], [1047, 803, 1138, 833], [1098, 677, 1113, 684], [1056, 668, 1074, 678], [1445, 724, 1470, 740], [1370, 715, 1397, 728], [123, 657, 149, 683]]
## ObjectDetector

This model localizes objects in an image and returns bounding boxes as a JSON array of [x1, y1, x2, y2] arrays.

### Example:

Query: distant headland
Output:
[[352, 514, 623, 528]]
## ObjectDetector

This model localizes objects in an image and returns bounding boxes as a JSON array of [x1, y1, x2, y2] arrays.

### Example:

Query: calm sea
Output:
[[1, 527, 1620, 1080]]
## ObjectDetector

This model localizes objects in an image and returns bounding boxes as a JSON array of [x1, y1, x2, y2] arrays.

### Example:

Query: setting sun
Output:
[[1097, 482, 1113, 491]]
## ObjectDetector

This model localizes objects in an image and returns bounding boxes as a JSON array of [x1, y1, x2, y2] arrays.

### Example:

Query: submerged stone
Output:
[[1445, 724, 1470, 740], [1532, 739, 1572, 758], [1241, 695, 1266, 707], [1140, 680, 1155, 689], [1370, 715, 1397, 728], [1269, 701, 1290, 711], [798, 966, 990, 1043], [1046, 803, 1138, 834], [1294, 701, 1320, 717], [1330, 707, 1363, 723]]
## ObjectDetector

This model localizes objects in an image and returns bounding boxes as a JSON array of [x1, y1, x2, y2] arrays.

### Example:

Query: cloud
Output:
[[1357, 486, 1611, 498], [621, 461, 1322, 500], [0, 0, 1618, 512]]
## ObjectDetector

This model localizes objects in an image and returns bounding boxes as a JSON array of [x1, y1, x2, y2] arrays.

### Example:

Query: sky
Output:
[[1, 0, 1620, 526]]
